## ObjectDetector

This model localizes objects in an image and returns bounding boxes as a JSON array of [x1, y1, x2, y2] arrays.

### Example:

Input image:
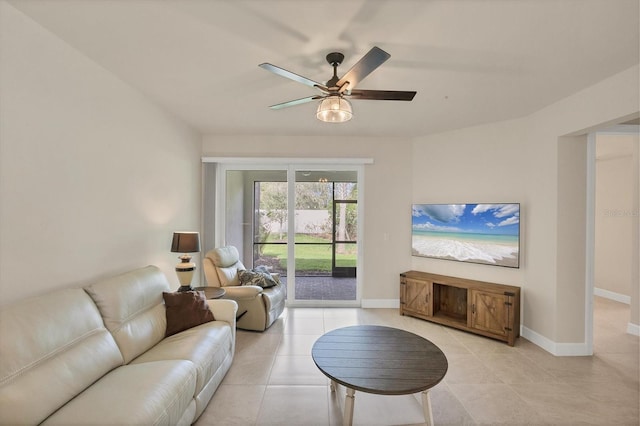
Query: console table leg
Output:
[[343, 387, 355, 426], [421, 390, 434, 426]]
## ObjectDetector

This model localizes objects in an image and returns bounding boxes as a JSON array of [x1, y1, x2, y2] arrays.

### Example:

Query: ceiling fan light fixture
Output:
[[316, 96, 352, 123]]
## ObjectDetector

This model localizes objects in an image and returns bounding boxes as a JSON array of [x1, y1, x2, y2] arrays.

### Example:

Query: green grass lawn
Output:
[[261, 234, 356, 272]]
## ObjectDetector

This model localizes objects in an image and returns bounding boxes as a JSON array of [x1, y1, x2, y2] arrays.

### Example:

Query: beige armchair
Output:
[[203, 246, 286, 331]]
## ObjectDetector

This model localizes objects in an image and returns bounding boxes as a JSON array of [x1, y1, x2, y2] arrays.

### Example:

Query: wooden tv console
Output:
[[400, 271, 521, 346]]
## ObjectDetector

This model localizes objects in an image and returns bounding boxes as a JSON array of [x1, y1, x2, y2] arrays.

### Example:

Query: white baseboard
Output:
[[627, 322, 640, 336], [361, 299, 400, 309], [594, 287, 631, 304], [360, 301, 595, 355], [594, 289, 637, 336], [521, 326, 592, 356], [361, 302, 594, 356]]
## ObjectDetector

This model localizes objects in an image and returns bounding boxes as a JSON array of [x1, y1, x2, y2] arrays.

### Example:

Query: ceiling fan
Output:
[[259, 46, 417, 123]]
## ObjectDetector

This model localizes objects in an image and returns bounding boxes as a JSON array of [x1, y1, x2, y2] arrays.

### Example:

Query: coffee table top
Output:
[[311, 325, 448, 395]]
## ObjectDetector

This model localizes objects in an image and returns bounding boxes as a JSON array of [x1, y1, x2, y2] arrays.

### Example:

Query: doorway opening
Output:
[[590, 126, 639, 356]]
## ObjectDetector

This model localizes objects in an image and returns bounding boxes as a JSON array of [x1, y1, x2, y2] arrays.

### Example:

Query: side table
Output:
[[192, 286, 226, 299]]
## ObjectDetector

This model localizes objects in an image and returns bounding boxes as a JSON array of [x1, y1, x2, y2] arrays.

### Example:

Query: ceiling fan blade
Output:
[[259, 63, 329, 92], [268, 95, 324, 110], [347, 89, 416, 101], [336, 46, 390, 92]]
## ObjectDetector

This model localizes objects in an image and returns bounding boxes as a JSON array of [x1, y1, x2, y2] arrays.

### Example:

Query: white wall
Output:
[[202, 135, 413, 301], [595, 134, 637, 300], [412, 65, 639, 353], [632, 135, 640, 333], [0, 3, 202, 305], [411, 118, 531, 325]]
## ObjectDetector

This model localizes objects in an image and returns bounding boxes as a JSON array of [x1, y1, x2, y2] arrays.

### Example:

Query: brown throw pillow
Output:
[[163, 291, 215, 337]]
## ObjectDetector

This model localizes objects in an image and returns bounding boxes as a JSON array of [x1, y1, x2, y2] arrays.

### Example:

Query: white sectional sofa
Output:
[[0, 265, 237, 425]]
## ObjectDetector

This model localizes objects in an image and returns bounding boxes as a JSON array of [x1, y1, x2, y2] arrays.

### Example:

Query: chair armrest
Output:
[[224, 285, 264, 300]]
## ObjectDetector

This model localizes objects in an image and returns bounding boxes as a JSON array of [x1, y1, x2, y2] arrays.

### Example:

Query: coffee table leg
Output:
[[330, 380, 337, 392], [421, 389, 434, 426], [342, 387, 355, 426]]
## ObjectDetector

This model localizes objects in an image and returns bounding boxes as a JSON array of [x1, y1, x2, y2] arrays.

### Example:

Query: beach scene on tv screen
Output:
[[412, 203, 520, 268]]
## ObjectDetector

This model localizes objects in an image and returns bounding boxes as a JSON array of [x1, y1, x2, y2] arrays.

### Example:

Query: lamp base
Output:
[[175, 254, 196, 292]]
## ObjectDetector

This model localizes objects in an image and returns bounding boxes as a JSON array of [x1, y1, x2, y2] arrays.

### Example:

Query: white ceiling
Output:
[[10, 0, 640, 138]]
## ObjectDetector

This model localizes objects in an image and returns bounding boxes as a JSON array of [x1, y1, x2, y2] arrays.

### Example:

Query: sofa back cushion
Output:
[[0, 288, 124, 425], [84, 265, 170, 364]]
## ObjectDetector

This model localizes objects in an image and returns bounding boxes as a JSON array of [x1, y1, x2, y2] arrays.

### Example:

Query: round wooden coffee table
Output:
[[311, 325, 448, 426]]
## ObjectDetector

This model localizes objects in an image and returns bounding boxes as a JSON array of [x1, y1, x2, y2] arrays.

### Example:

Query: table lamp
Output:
[[170, 231, 201, 292]]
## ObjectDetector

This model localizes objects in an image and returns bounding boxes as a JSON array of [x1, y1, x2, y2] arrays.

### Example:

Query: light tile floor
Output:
[[196, 297, 639, 425]]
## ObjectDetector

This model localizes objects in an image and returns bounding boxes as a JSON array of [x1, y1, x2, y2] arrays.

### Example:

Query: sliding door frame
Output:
[[204, 157, 371, 307]]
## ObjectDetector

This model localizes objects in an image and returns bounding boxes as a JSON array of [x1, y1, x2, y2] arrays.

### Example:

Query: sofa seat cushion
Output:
[[42, 360, 196, 426], [131, 321, 233, 396]]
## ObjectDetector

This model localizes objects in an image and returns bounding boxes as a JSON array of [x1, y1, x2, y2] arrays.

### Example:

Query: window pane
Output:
[[254, 180, 287, 275], [334, 182, 357, 200], [254, 243, 286, 275], [255, 182, 287, 243], [294, 181, 332, 243], [335, 202, 357, 242], [335, 243, 357, 268], [295, 244, 332, 276]]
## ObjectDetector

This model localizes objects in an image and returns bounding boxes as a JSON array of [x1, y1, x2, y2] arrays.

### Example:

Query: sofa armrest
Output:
[[207, 299, 237, 328], [207, 299, 238, 348], [223, 285, 264, 300]]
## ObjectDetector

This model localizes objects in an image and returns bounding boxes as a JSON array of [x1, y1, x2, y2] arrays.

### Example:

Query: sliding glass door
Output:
[[292, 171, 357, 302], [216, 163, 362, 307]]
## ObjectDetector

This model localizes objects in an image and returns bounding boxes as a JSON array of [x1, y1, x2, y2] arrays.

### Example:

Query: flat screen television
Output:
[[412, 203, 520, 268]]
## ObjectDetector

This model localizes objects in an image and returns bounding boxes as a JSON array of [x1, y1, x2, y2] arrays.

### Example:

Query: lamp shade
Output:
[[316, 96, 353, 123], [171, 232, 200, 253]]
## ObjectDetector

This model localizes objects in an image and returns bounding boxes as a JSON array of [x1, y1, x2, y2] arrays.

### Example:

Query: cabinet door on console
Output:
[[470, 290, 511, 338], [403, 278, 432, 316]]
